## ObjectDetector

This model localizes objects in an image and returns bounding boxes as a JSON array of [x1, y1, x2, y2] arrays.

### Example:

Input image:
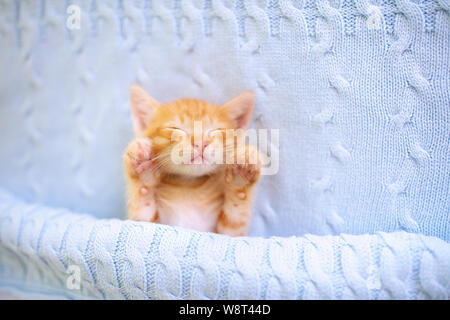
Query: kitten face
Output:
[[130, 85, 254, 177], [146, 99, 232, 177]]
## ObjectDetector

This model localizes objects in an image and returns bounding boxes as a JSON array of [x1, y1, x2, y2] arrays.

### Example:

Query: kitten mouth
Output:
[[189, 154, 217, 166]]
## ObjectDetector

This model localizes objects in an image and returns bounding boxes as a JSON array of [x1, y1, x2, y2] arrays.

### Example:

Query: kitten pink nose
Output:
[[193, 142, 209, 152]]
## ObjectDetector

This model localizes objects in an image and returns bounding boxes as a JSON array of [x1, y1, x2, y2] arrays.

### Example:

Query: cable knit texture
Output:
[[1, 188, 449, 299], [0, 0, 449, 299]]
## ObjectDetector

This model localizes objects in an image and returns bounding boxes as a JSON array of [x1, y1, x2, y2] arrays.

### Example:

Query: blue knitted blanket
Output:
[[1, 188, 449, 299], [0, 0, 448, 299]]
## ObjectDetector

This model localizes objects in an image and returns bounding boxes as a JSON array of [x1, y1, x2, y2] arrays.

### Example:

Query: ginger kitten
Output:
[[123, 84, 261, 236]]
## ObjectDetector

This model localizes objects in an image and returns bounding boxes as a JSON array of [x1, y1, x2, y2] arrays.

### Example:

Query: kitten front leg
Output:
[[123, 138, 160, 222], [218, 145, 261, 236]]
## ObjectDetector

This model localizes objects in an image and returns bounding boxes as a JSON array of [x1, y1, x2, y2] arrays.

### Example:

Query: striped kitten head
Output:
[[129, 84, 254, 177]]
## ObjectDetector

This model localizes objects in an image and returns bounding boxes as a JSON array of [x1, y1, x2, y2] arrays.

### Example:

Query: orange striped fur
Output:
[[123, 84, 261, 236]]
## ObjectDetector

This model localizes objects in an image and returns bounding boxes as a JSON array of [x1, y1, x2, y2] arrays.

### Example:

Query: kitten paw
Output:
[[225, 145, 262, 187], [125, 138, 154, 176], [216, 211, 249, 236]]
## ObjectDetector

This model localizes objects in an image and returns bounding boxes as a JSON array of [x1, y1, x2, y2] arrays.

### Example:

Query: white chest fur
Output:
[[155, 177, 224, 233]]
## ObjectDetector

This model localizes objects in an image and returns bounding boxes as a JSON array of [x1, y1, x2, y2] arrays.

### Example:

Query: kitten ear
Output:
[[130, 84, 159, 135], [221, 91, 255, 130]]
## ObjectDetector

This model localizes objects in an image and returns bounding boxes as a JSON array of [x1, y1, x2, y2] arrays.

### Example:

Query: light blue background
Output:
[[0, 0, 448, 300]]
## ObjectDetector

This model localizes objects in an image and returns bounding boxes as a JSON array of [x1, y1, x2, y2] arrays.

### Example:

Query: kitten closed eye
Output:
[[207, 128, 226, 139], [163, 127, 187, 141]]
